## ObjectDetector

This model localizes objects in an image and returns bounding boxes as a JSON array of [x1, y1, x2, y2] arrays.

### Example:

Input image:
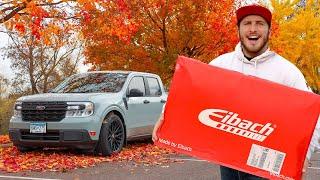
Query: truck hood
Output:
[[17, 93, 120, 102]]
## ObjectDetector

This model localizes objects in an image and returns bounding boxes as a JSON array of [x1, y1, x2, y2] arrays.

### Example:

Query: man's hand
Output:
[[152, 113, 164, 142], [302, 158, 310, 180]]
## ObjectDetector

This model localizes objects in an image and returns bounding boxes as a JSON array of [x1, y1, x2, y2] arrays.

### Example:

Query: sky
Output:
[[0, 32, 14, 80]]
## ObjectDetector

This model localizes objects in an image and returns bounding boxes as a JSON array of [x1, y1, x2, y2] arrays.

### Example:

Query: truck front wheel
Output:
[[96, 114, 125, 156]]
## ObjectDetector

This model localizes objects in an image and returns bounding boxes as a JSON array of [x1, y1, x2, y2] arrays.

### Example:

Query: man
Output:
[[152, 4, 320, 180]]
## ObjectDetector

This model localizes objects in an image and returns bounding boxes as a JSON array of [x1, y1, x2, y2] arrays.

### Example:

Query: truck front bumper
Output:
[[9, 129, 98, 149]]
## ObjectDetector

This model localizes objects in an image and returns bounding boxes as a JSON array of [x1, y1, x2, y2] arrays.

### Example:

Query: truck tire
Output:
[[96, 114, 125, 156]]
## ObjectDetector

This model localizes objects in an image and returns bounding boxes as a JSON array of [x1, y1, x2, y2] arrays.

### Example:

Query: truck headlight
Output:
[[13, 101, 22, 117], [66, 102, 94, 117]]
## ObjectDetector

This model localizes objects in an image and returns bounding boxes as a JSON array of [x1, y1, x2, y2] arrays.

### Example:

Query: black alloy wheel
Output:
[[107, 118, 124, 152], [96, 113, 125, 156]]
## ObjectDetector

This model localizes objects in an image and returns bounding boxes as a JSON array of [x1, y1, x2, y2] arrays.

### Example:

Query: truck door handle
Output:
[[160, 99, 166, 103], [143, 100, 150, 104]]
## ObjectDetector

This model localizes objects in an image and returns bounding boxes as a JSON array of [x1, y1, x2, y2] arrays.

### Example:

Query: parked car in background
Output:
[[9, 71, 167, 156]]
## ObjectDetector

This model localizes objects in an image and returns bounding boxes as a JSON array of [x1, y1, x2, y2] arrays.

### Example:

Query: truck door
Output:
[[144, 77, 166, 127], [126, 76, 150, 134]]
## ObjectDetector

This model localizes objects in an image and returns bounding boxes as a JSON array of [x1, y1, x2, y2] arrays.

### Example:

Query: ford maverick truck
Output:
[[9, 71, 167, 156]]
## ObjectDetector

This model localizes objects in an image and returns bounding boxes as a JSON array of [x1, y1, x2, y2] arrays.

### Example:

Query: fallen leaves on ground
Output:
[[0, 138, 178, 173], [0, 135, 10, 144]]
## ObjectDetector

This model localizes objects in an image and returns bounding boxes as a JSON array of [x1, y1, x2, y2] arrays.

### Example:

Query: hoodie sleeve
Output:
[[291, 72, 309, 92], [209, 56, 222, 67], [209, 53, 232, 68]]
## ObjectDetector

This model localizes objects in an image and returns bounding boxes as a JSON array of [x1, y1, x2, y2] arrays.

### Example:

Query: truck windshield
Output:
[[51, 73, 128, 93]]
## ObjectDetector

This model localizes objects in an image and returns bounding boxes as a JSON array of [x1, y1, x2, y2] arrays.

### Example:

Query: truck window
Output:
[[147, 77, 162, 96], [128, 76, 146, 96], [51, 73, 128, 93]]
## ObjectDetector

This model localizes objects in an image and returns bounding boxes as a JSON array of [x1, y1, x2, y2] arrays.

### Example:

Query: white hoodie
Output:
[[209, 42, 320, 160]]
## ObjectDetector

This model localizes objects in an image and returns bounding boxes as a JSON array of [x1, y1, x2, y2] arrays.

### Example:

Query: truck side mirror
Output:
[[128, 89, 144, 97]]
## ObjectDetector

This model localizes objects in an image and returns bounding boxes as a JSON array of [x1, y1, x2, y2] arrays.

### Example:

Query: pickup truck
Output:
[[9, 71, 167, 156]]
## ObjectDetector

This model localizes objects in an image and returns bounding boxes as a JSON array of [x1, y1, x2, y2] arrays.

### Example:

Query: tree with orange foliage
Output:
[[0, 0, 135, 42], [82, 0, 238, 84], [270, 0, 320, 93], [1, 1, 238, 85], [1, 0, 136, 94]]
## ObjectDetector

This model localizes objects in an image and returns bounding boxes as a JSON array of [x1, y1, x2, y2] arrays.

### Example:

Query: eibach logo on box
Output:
[[198, 109, 275, 142]]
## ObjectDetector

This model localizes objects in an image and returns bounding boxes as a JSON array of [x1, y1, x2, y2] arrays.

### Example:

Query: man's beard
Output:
[[240, 33, 269, 57]]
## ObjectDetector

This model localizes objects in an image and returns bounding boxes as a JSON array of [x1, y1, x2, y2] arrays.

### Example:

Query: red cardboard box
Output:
[[155, 56, 320, 180]]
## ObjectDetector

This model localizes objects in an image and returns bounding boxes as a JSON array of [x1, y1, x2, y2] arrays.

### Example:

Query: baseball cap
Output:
[[236, 5, 272, 26]]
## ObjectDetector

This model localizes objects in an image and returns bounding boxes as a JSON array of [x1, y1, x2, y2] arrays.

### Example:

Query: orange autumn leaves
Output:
[[0, 147, 106, 172], [1, 0, 138, 44], [0, 135, 177, 173], [1, 0, 238, 86], [0, 135, 10, 144], [270, 0, 320, 93], [1, 1, 238, 84], [82, 0, 238, 83]]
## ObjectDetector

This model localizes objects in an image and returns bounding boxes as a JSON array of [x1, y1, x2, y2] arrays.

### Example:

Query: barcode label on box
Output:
[[247, 144, 286, 174]]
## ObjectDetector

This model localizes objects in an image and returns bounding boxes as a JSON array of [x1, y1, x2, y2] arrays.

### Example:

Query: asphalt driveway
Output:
[[0, 151, 319, 180]]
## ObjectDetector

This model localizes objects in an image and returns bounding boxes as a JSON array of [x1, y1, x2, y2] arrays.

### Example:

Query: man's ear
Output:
[[268, 26, 272, 38]]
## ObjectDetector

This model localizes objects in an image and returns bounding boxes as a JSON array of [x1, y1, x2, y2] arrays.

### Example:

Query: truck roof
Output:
[[82, 70, 159, 77]]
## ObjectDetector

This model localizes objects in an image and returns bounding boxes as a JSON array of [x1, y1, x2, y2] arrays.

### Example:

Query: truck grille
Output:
[[22, 102, 67, 121]]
